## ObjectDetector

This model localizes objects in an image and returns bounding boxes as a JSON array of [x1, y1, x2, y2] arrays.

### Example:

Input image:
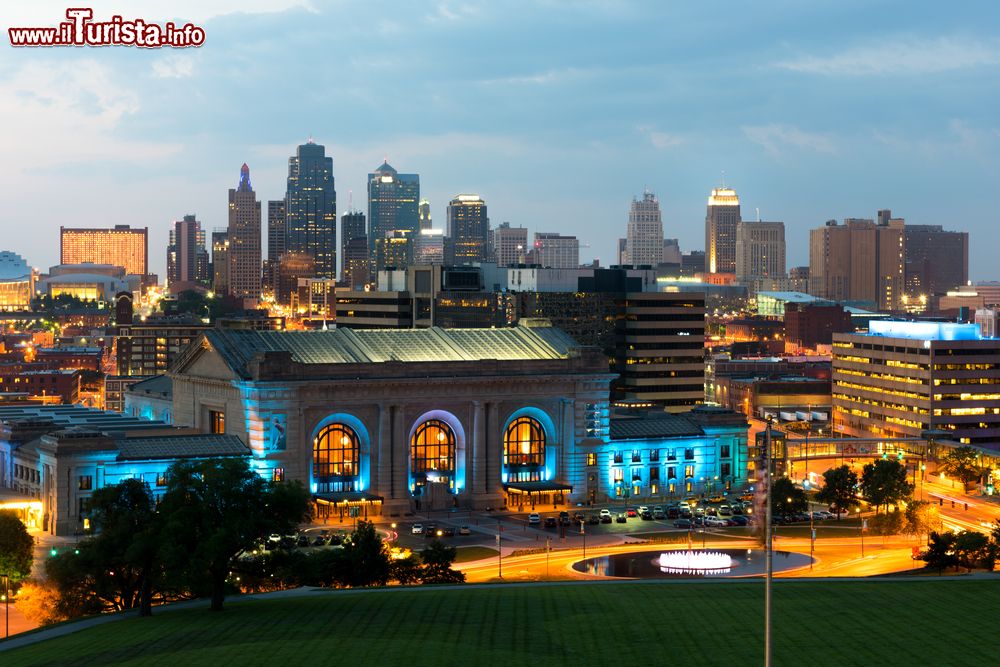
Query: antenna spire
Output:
[[721, 170, 727, 188]]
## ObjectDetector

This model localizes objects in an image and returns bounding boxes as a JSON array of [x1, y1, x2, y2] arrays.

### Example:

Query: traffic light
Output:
[[49, 548, 58, 557]]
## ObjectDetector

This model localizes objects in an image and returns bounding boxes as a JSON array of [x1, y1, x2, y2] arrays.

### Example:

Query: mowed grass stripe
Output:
[[5, 580, 999, 666]]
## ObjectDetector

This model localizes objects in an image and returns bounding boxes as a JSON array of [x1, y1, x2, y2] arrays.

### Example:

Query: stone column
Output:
[[485, 401, 500, 499], [375, 402, 392, 497], [391, 405, 407, 501], [471, 401, 485, 496]]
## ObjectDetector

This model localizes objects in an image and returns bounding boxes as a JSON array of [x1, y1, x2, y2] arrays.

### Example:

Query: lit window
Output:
[[78, 475, 93, 491], [313, 423, 360, 493], [411, 419, 456, 476], [209, 409, 225, 434], [586, 452, 597, 466], [504, 417, 545, 467]]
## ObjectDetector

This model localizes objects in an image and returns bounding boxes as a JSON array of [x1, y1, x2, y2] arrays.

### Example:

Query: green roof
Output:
[[196, 323, 582, 379]]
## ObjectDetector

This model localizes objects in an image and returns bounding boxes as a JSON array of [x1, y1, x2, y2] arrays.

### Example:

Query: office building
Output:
[[904, 224, 969, 299], [267, 199, 286, 265], [340, 210, 367, 283], [663, 238, 682, 265], [0, 252, 34, 311], [276, 251, 316, 307], [832, 321, 1000, 445], [227, 163, 262, 304], [368, 161, 419, 259], [975, 308, 1000, 338], [705, 187, 741, 274], [533, 232, 580, 269], [60, 225, 148, 277], [783, 302, 853, 352], [286, 140, 337, 279], [625, 191, 663, 267], [375, 230, 414, 273], [809, 215, 905, 311], [735, 220, 785, 283], [494, 223, 529, 267], [447, 195, 489, 264], [414, 229, 446, 265], [342, 238, 371, 290], [418, 199, 432, 231], [166, 215, 209, 289], [211, 231, 229, 295]]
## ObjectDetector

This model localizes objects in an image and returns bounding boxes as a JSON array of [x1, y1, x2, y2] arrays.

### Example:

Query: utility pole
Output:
[[764, 418, 774, 667]]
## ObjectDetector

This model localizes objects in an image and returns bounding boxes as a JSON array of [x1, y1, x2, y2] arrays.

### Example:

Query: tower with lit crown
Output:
[[705, 186, 741, 274], [368, 161, 420, 263], [227, 163, 262, 303], [625, 190, 663, 267]]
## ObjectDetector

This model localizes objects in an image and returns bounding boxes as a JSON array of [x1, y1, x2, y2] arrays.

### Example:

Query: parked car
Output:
[[599, 509, 612, 519], [328, 533, 344, 546], [296, 535, 310, 548], [673, 518, 693, 528], [719, 504, 732, 517], [312, 535, 327, 547], [666, 507, 680, 519], [704, 516, 727, 527], [638, 505, 650, 515], [459, 526, 472, 535], [600, 513, 613, 524], [616, 513, 628, 523], [528, 512, 541, 524], [544, 516, 558, 528], [439, 527, 455, 537], [587, 514, 600, 525], [625, 507, 638, 517], [640, 509, 653, 520], [728, 515, 749, 526], [411, 523, 424, 535], [652, 507, 665, 520], [559, 511, 571, 525]]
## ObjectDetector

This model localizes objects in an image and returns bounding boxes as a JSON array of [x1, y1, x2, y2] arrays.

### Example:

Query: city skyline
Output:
[[4, 1, 1000, 279]]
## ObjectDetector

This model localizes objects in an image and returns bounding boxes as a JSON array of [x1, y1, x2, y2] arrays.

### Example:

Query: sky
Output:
[[3, 1, 1000, 280]]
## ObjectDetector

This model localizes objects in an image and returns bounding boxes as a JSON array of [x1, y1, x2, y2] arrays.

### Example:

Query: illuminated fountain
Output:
[[658, 550, 733, 575]]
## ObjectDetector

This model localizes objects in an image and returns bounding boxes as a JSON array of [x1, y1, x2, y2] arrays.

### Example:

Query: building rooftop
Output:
[[0, 404, 169, 438], [610, 413, 705, 440], [125, 374, 173, 399], [116, 434, 248, 461], [863, 320, 987, 342]]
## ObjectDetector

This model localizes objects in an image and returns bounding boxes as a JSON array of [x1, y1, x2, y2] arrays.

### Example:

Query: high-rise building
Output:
[[414, 229, 445, 265], [166, 215, 209, 289], [375, 230, 414, 272], [625, 191, 663, 267], [903, 224, 969, 298], [735, 221, 785, 282], [447, 194, 488, 264], [340, 210, 367, 283], [705, 187, 741, 274], [227, 163, 262, 304], [418, 199, 432, 231], [267, 200, 286, 265], [663, 238, 682, 265], [494, 223, 529, 267], [60, 225, 148, 277], [342, 238, 371, 289], [368, 161, 419, 261], [211, 230, 229, 295], [809, 215, 905, 311], [285, 140, 337, 279], [276, 251, 315, 306], [533, 232, 579, 269]]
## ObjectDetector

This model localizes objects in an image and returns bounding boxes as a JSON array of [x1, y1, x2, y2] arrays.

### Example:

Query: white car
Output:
[[704, 516, 727, 527], [599, 509, 612, 518], [411, 523, 424, 535], [528, 513, 541, 524]]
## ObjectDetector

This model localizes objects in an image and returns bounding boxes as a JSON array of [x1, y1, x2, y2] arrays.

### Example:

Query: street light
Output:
[[857, 507, 865, 557], [1, 573, 8, 639], [764, 418, 774, 667]]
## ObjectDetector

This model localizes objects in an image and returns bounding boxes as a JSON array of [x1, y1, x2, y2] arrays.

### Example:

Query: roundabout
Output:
[[572, 547, 813, 578]]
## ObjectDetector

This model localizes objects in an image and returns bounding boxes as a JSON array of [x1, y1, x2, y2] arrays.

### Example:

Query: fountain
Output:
[[658, 550, 733, 574]]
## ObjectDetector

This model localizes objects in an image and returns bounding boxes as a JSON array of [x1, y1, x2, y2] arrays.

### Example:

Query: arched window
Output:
[[313, 423, 360, 493], [504, 417, 546, 467], [411, 419, 455, 475]]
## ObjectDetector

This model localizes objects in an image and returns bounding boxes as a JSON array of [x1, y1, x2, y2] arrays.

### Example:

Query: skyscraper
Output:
[[418, 199, 432, 231], [285, 140, 337, 279], [166, 214, 209, 288], [533, 232, 580, 269], [903, 223, 969, 298], [447, 194, 489, 264], [60, 225, 148, 277], [809, 215, 905, 311], [227, 163, 262, 303], [735, 221, 785, 282], [340, 210, 367, 284], [368, 161, 420, 261], [211, 230, 229, 295], [494, 223, 529, 267], [267, 200, 286, 265], [705, 187, 741, 274], [625, 191, 663, 267]]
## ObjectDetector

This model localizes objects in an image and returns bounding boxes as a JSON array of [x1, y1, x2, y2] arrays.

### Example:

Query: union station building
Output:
[[164, 322, 749, 516]]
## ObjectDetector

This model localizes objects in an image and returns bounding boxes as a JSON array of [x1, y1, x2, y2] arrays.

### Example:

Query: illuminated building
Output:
[[286, 141, 337, 279], [227, 164, 262, 305], [276, 252, 316, 306], [418, 199, 432, 231], [37, 264, 133, 301], [368, 161, 419, 261], [413, 229, 445, 266], [809, 215, 905, 312], [532, 232, 579, 269], [447, 194, 489, 264], [705, 187, 741, 274], [0, 251, 34, 311], [0, 403, 249, 535], [735, 221, 784, 284], [904, 224, 968, 300], [493, 223, 528, 267], [60, 225, 148, 277], [340, 210, 367, 284], [166, 215, 210, 290], [211, 230, 229, 294], [832, 320, 1000, 445], [374, 230, 414, 272], [264, 200, 286, 290], [625, 190, 663, 267], [342, 238, 371, 290]]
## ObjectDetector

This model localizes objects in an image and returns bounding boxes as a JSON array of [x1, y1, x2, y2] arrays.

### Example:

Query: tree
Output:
[[420, 541, 465, 584], [0, 509, 34, 582], [339, 520, 391, 588], [904, 501, 942, 542], [860, 459, 913, 513], [14, 580, 66, 626], [921, 531, 958, 571], [868, 509, 904, 536], [816, 465, 859, 518], [391, 554, 423, 585], [954, 531, 991, 571], [770, 477, 807, 516], [158, 458, 310, 611], [939, 447, 987, 492]]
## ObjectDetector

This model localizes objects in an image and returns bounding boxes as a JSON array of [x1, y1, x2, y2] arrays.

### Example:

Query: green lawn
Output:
[[452, 546, 499, 563], [5, 579, 997, 666]]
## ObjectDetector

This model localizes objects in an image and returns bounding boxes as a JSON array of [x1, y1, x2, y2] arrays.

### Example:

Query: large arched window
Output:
[[504, 417, 545, 467], [313, 423, 360, 493], [411, 419, 456, 476]]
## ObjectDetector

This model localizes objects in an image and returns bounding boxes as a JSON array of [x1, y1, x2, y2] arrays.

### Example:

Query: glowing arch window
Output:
[[313, 423, 360, 493], [504, 417, 546, 467], [411, 419, 456, 476]]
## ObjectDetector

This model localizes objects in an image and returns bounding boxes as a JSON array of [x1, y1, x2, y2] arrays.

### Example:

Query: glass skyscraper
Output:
[[368, 161, 419, 263], [285, 140, 337, 279]]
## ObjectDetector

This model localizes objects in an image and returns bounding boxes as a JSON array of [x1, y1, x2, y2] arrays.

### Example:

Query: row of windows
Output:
[[605, 446, 732, 465]]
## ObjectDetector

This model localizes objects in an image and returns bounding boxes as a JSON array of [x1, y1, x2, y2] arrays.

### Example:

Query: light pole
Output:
[[1, 573, 8, 639], [857, 507, 865, 557], [546, 537, 551, 578], [764, 418, 774, 667], [497, 522, 502, 579], [580, 519, 587, 558]]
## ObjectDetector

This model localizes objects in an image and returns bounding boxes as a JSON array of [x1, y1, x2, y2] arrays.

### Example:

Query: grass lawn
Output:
[[5, 579, 998, 666], [453, 546, 500, 563]]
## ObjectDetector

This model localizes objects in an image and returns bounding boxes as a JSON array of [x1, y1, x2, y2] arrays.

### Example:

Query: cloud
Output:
[[478, 68, 593, 86], [152, 55, 195, 79], [2, 1, 315, 26], [776, 36, 1000, 75], [425, 2, 482, 23], [637, 125, 683, 150], [742, 124, 836, 155]]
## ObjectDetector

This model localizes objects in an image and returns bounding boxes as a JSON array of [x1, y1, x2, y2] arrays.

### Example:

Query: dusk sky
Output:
[[4, 1, 1000, 279]]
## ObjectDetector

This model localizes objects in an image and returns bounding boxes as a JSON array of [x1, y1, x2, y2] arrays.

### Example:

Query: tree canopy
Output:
[[860, 459, 913, 512], [816, 465, 859, 518], [938, 447, 987, 491], [771, 477, 808, 515], [0, 509, 34, 582]]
